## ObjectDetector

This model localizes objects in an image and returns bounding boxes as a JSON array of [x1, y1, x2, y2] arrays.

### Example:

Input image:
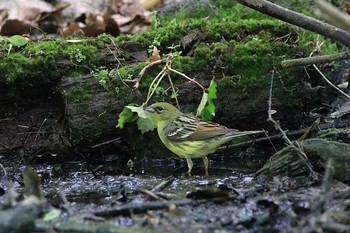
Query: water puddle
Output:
[[0, 151, 268, 205]]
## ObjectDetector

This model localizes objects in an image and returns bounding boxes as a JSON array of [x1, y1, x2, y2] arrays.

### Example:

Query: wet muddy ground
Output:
[[1, 151, 350, 233]]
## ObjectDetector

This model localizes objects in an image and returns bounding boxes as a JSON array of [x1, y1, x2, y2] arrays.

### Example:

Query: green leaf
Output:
[[8, 35, 28, 47], [117, 105, 156, 133], [170, 92, 178, 99], [43, 209, 61, 221], [198, 80, 217, 120], [208, 79, 218, 100], [116, 107, 138, 129], [22, 166, 42, 198], [196, 92, 208, 117], [136, 111, 157, 134], [127, 159, 134, 170], [7, 44, 12, 55], [126, 105, 147, 118]]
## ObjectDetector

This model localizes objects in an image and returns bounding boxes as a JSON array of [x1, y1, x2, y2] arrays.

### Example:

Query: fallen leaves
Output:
[[0, 0, 162, 38], [147, 46, 161, 62]]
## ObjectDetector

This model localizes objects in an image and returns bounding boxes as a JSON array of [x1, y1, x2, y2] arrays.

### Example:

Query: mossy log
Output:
[[0, 1, 333, 160], [0, 38, 320, 160], [256, 128, 350, 182]]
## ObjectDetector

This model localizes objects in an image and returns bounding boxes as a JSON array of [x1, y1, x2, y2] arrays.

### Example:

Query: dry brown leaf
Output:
[[345, 1, 350, 14], [0, 0, 54, 21], [116, 13, 151, 34], [118, 0, 144, 19], [61, 12, 120, 37], [83, 13, 119, 36], [0, 9, 8, 25], [0, 19, 37, 36], [147, 46, 161, 62], [0, 0, 55, 36], [60, 22, 81, 37], [104, 15, 120, 36], [108, 0, 121, 13], [61, 0, 107, 19]]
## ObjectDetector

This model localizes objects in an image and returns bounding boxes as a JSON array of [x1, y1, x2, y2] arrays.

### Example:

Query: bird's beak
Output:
[[145, 105, 155, 113]]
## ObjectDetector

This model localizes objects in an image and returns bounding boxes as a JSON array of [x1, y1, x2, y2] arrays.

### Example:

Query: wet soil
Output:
[[1, 151, 350, 233]]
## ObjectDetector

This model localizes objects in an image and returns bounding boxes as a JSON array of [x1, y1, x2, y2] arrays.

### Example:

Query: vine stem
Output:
[[145, 69, 167, 105], [144, 53, 207, 105], [167, 67, 206, 91]]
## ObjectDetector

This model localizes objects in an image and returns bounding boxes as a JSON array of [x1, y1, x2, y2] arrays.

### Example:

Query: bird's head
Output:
[[145, 102, 181, 124]]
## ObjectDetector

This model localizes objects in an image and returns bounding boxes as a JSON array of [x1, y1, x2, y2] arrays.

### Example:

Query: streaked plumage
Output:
[[146, 102, 262, 175]]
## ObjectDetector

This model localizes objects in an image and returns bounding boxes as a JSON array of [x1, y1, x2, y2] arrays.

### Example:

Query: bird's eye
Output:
[[156, 106, 164, 113]]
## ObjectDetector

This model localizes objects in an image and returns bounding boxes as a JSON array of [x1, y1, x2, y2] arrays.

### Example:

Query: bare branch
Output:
[[316, 0, 350, 32], [281, 51, 350, 67], [267, 71, 316, 177], [234, 0, 350, 47], [124, 58, 166, 89]]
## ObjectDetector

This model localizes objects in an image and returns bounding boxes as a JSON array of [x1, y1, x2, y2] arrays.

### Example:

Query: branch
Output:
[[316, 0, 350, 32], [234, 0, 350, 47], [94, 200, 192, 217], [124, 58, 166, 89], [281, 51, 350, 67], [313, 64, 350, 99], [267, 71, 316, 178]]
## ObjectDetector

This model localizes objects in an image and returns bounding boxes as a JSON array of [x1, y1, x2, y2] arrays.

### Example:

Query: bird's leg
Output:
[[202, 156, 209, 176], [185, 155, 193, 176]]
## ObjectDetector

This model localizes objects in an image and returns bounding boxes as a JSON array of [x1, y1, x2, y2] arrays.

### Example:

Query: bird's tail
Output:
[[229, 129, 264, 137], [225, 129, 264, 144]]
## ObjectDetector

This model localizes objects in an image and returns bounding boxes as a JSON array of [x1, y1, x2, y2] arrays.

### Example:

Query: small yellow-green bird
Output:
[[146, 102, 262, 176]]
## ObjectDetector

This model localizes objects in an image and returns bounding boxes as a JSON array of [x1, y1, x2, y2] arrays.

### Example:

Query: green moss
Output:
[[115, 66, 132, 79], [73, 122, 99, 141], [172, 56, 206, 74], [298, 30, 339, 55], [0, 53, 32, 83], [0, 38, 103, 95], [69, 105, 117, 142], [63, 83, 93, 102], [1, 0, 334, 123], [107, 1, 310, 109]]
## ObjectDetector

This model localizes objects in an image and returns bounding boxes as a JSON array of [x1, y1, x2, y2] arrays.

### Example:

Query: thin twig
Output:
[[316, 0, 350, 32], [125, 59, 166, 89], [307, 40, 350, 99], [321, 159, 334, 195], [91, 138, 121, 149], [313, 64, 350, 99], [268, 71, 316, 178], [167, 67, 206, 91], [32, 119, 47, 147], [281, 51, 350, 67], [94, 200, 192, 217], [314, 158, 334, 215], [151, 176, 175, 192], [268, 73, 292, 145], [143, 53, 207, 105], [138, 188, 168, 201], [59, 190, 73, 216], [0, 164, 7, 178], [145, 70, 167, 105], [167, 73, 180, 108]]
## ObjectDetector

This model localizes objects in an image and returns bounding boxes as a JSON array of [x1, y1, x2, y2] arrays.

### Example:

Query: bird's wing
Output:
[[163, 114, 229, 141], [188, 120, 231, 140]]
